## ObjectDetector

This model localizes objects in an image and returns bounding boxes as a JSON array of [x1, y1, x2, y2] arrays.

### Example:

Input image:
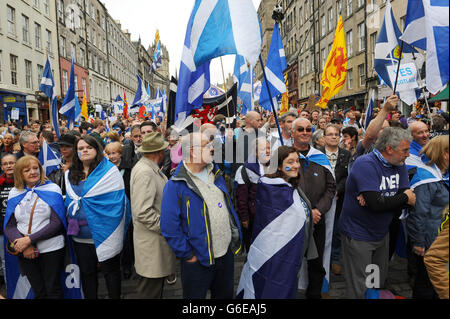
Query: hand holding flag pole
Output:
[[259, 54, 284, 146]]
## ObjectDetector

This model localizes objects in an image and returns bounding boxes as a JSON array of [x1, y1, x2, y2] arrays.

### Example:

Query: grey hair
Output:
[[291, 117, 311, 131], [375, 127, 412, 152], [312, 129, 324, 144], [19, 131, 37, 146]]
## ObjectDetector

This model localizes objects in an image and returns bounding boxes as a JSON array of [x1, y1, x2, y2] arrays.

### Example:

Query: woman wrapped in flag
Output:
[[406, 135, 449, 299], [236, 146, 313, 299], [3, 156, 70, 299], [65, 135, 131, 299]]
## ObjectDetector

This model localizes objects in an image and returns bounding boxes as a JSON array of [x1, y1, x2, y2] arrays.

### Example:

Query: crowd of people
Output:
[[0, 94, 448, 299]]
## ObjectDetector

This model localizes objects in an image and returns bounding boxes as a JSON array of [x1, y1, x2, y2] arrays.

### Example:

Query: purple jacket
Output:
[[235, 161, 263, 223]]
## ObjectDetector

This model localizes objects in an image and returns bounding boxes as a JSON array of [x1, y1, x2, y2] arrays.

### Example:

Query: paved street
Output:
[[0, 252, 413, 299], [100, 253, 412, 299]]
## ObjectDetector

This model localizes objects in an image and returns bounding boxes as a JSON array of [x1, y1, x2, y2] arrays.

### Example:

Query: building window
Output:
[[358, 23, 365, 52], [346, 0, 353, 17], [69, 8, 75, 31], [328, 7, 333, 31], [80, 48, 85, 67], [25, 60, 32, 89], [57, 0, 64, 21], [301, 83, 304, 97], [22, 15, 30, 44], [71, 42, 76, 61], [43, 0, 49, 15], [60, 35, 66, 57], [10, 55, 18, 85], [74, 75, 78, 96], [299, 7, 303, 25], [321, 15, 326, 37], [347, 30, 353, 57], [91, 5, 96, 20], [347, 68, 353, 89], [34, 0, 40, 10], [300, 60, 304, 76], [337, 0, 342, 16], [7, 6, 16, 37], [358, 64, 365, 87], [321, 48, 326, 70], [37, 64, 44, 88], [35, 23, 42, 49], [46, 30, 52, 53], [306, 56, 310, 74], [357, 0, 364, 9], [82, 78, 87, 95], [63, 70, 68, 93]]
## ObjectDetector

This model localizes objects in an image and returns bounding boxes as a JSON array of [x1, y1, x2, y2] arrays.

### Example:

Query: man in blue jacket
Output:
[[161, 132, 242, 299]]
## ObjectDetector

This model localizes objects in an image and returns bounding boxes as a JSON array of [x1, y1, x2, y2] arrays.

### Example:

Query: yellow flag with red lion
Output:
[[317, 16, 347, 109]]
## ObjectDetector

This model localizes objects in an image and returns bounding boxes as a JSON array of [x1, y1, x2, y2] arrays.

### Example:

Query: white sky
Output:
[[102, 0, 262, 86]]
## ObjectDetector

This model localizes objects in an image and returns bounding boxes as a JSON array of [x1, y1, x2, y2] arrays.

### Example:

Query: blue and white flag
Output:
[[364, 89, 375, 129], [3, 181, 83, 299], [400, 0, 449, 95], [40, 58, 60, 139], [132, 75, 150, 107], [374, 0, 424, 106], [187, 0, 262, 70], [64, 158, 131, 262], [236, 177, 310, 299], [38, 140, 62, 177], [259, 22, 287, 111], [203, 85, 224, 98], [150, 36, 162, 72], [297, 147, 336, 294], [175, 6, 211, 125], [233, 54, 253, 115], [161, 89, 167, 114], [253, 81, 262, 102], [74, 95, 81, 123], [59, 57, 76, 129]]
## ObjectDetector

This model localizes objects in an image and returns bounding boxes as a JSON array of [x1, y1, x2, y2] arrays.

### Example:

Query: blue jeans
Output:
[[180, 248, 234, 299]]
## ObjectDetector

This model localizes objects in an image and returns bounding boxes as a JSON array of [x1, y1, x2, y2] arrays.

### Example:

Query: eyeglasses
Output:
[[296, 127, 312, 133]]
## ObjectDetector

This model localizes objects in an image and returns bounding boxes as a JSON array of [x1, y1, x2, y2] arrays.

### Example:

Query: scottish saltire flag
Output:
[[175, 5, 211, 125], [259, 22, 287, 111], [150, 30, 162, 72], [38, 140, 62, 176], [3, 181, 83, 299], [236, 177, 310, 299], [132, 75, 150, 107], [374, 0, 424, 106], [233, 54, 253, 115], [364, 89, 375, 129], [59, 57, 76, 129], [187, 0, 262, 70], [297, 147, 337, 294], [161, 89, 167, 114], [64, 158, 131, 262], [400, 0, 449, 95], [406, 142, 443, 189], [40, 58, 60, 139]]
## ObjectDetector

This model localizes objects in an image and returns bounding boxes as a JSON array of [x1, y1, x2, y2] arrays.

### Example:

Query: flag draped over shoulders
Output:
[[3, 181, 82, 299], [297, 147, 337, 294], [64, 158, 131, 262], [236, 177, 309, 299]]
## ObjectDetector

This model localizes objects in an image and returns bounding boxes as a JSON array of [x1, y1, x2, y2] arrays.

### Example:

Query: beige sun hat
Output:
[[137, 132, 169, 153]]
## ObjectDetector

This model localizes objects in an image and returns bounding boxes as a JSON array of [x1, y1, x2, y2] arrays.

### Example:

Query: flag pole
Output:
[[392, 41, 404, 94], [259, 54, 284, 145], [411, 51, 434, 127], [219, 57, 232, 129]]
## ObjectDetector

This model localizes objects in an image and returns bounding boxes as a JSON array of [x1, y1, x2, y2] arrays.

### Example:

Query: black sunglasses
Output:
[[297, 126, 312, 133]]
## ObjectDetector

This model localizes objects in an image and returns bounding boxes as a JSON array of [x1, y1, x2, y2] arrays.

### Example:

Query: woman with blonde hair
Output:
[[407, 135, 449, 299], [3, 156, 68, 299]]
